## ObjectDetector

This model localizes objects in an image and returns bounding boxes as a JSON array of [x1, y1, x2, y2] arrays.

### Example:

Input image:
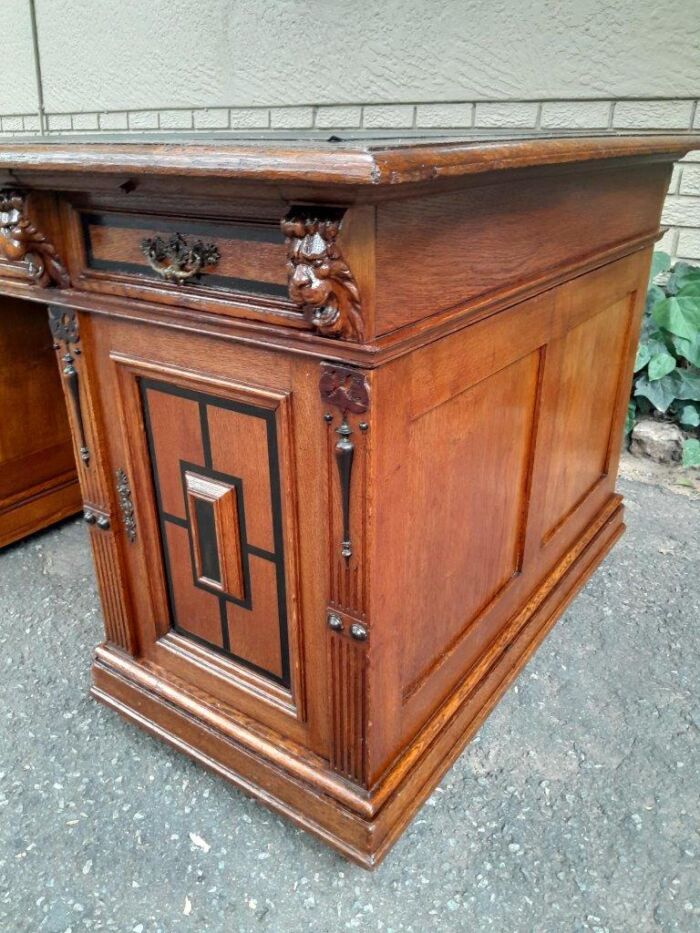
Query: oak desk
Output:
[[0, 134, 695, 867]]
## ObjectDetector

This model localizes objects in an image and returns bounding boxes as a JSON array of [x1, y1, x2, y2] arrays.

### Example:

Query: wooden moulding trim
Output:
[[92, 644, 376, 818], [0, 228, 664, 370], [371, 136, 700, 186], [93, 496, 623, 827], [0, 135, 697, 187], [0, 478, 82, 548], [0, 469, 79, 513], [91, 501, 624, 869], [90, 675, 375, 869]]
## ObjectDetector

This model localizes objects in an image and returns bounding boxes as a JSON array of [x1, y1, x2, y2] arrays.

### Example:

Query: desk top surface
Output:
[[0, 131, 697, 187]]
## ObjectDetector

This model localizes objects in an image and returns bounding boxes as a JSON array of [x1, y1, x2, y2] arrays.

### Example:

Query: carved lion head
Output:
[[281, 214, 362, 340]]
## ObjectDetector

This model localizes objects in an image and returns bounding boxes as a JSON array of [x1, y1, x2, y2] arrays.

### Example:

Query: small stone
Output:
[[630, 419, 684, 463]]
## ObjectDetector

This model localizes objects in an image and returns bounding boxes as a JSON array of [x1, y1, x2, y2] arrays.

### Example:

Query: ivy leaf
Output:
[[624, 401, 636, 436], [670, 332, 700, 368], [669, 261, 700, 293], [678, 281, 700, 299], [634, 373, 678, 413], [673, 368, 700, 401], [652, 297, 700, 340], [634, 343, 652, 372], [647, 351, 676, 381], [648, 251, 671, 284], [681, 438, 700, 468], [677, 402, 700, 427]]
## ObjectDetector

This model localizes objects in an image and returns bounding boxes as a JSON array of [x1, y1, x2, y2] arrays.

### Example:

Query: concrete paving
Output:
[[0, 478, 698, 932]]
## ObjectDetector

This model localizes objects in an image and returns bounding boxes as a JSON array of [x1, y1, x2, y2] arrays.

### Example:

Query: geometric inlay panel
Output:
[[139, 377, 290, 686]]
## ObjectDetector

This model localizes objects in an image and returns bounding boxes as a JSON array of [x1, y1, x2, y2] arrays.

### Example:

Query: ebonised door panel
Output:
[[140, 378, 290, 687]]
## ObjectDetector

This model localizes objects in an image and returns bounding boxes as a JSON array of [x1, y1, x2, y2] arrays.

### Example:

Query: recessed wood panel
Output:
[[539, 296, 631, 543], [207, 405, 274, 553], [401, 350, 541, 692], [225, 557, 284, 680], [141, 388, 202, 519], [140, 378, 290, 686]]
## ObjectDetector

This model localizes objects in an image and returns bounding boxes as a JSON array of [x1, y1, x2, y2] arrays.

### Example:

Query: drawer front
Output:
[[71, 206, 300, 323]]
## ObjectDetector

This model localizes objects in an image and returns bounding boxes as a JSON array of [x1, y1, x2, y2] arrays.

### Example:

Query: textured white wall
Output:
[[32, 0, 700, 109], [1, 0, 699, 259]]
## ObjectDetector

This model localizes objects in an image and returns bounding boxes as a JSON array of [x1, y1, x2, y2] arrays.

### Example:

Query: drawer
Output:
[[67, 203, 303, 327]]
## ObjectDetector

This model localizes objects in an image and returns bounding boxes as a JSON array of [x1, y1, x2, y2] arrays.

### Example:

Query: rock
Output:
[[630, 418, 683, 463]]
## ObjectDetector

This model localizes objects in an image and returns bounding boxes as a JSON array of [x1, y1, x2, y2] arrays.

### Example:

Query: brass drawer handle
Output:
[[140, 233, 220, 284]]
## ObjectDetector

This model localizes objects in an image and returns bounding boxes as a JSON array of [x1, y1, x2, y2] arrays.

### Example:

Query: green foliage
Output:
[[682, 438, 700, 468], [628, 254, 700, 464]]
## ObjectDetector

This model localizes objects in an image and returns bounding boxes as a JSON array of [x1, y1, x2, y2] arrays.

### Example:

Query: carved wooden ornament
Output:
[[48, 306, 89, 464], [281, 211, 363, 341], [320, 364, 369, 567], [0, 190, 69, 288]]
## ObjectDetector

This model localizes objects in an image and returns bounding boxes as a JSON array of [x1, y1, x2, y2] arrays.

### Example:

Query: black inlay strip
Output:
[[171, 624, 281, 685], [162, 511, 188, 528], [138, 376, 290, 688], [247, 544, 277, 561], [219, 598, 231, 654], [140, 381, 180, 652], [265, 406, 290, 685], [199, 402, 212, 470]]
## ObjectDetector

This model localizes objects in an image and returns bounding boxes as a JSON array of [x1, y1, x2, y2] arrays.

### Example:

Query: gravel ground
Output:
[[0, 477, 698, 933]]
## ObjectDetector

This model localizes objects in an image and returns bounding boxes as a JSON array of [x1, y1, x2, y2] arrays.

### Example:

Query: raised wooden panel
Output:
[[185, 471, 244, 598], [208, 405, 275, 553], [140, 378, 290, 687], [400, 350, 541, 694], [225, 556, 284, 681], [539, 296, 632, 543]]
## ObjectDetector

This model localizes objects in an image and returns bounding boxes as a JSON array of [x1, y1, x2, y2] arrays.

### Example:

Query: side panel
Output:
[[0, 297, 81, 546], [370, 251, 649, 781]]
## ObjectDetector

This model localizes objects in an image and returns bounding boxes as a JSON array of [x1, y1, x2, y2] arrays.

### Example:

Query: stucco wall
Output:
[[2, 0, 699, 260]]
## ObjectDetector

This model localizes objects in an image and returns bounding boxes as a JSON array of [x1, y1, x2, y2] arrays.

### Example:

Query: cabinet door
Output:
[[86, 315, 327, 749]]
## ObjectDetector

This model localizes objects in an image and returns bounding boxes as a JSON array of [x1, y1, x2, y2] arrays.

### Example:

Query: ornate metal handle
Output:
[[140, 233, 220, 284], [116, 468, 136, 542]]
